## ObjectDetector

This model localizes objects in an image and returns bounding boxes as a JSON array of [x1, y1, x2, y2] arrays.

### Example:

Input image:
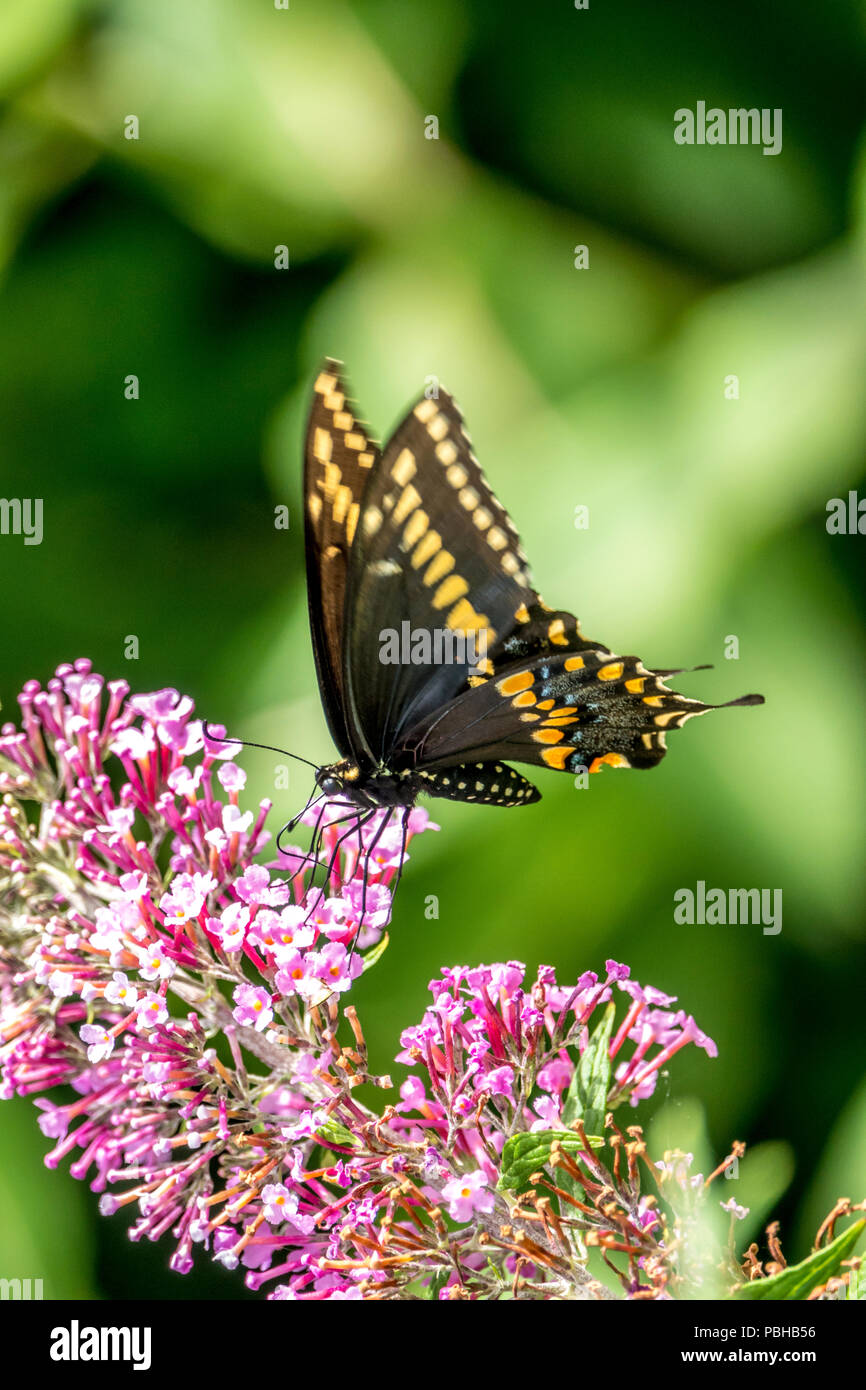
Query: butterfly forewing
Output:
[[303, 360, 381, 759], [343, 389, 539, 760]]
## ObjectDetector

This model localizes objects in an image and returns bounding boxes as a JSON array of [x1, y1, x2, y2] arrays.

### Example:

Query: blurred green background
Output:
[[1, 0, 865, 1300]]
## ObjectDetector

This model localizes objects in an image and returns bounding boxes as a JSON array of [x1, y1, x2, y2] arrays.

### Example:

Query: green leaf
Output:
[[421, 1269, 450, 1300], [563, 1001, 615, 1134], [498, 1129, 603, 1192], [361, 931, 389, 973], [314, 1117, 358, 1151], [731, 1219, 865, 1300]]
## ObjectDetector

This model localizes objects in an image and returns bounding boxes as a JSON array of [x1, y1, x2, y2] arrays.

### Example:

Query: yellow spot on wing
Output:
[[515, 603, 530, 623], [423, 549, 455, 586], [436, 440, 458, 465], [393, 484, 421, 525], [391, 448, 417, 486], [432, 575, 470, 609], [362, 505, 383, 538], [414, 399, 438, 423], [532, 728, 564, 744], [313, 428, 333, 464], [548, 618, 567, 646], [512, 690, 536, 708], [402, 509, 429, 549], [314, 371, 337, 394], [447, 603, 492, 638], [642, 695, 663, 707], [332, 484, 353, 525], [654, 711, 682, 727], [411, 531, 441, 568], [323, 461, 342, 501], [625, 677, 645, 694], [564, 656, 585, 671]]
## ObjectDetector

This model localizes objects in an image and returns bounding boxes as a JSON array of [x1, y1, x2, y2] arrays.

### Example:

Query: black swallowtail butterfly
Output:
[[303, 359, 763, 826]]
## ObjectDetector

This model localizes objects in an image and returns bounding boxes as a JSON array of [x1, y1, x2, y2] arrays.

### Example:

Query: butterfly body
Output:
[[302, 359, 762, 819]]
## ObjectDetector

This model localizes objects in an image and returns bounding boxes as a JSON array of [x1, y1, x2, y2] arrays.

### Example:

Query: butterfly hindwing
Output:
[[400, 640, 746, 782], [343, 388, 538, 760], [303, 360, 381, 758]]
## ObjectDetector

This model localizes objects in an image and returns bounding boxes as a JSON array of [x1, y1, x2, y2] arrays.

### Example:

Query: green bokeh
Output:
[[0, 0, 864, 1299]]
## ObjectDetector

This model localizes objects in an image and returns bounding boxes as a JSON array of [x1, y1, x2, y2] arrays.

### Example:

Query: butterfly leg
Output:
[[304, 806, 377, 930], [385, 805, 411, 907], [348, 807, 400, 956]]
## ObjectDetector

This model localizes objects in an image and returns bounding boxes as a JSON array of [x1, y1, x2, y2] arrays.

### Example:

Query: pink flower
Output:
[[262, 1183, 300, 1225], [477, 1065, 515, 1099], [217, 762, 247, 794], [208, 903, 249, 952], [308, 942, 362, 994], [274, 951, 311, 999], [104, 971, 138, 1007], [160, 875, 207, 929], [441, 1170, 495, 1223], [136, 944, 175, 981], [135, 992, 169, 1030], [232, 983, 273, 1031], [252, 906, 316, 957], [79, 1024, 114, 1063]]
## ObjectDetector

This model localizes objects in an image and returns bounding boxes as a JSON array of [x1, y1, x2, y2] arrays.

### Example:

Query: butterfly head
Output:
[[315, 759, 362, 799]]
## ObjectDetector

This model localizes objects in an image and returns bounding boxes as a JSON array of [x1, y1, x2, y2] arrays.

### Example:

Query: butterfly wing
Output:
[[342, 388, 539, 761], [400, 640, 763, 786], [303, 360, 381, 759]]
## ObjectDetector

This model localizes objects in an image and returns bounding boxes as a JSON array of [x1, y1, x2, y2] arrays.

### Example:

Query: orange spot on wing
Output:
[[589, 753, 630, 773], [564, 656, 585, 671], [498, 670, 533, 696], [542, 746, 572, 770], [597, 662, 625, 682]]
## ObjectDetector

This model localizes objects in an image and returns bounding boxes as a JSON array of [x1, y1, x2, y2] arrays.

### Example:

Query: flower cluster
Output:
[[1, 665, 860, 1300]]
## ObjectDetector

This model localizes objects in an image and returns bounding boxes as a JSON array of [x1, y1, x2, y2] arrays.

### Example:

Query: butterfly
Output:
[[301, 358, 762, 851]]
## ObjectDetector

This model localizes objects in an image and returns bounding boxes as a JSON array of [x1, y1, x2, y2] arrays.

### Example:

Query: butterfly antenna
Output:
[[202, 722, 319, 771]]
